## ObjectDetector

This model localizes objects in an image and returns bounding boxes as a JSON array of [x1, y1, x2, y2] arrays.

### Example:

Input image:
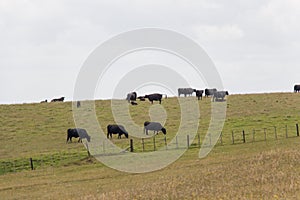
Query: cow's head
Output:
[[87, 135, 91, 142], [161, 128, 167, 135], [124, 132, 129, 138]]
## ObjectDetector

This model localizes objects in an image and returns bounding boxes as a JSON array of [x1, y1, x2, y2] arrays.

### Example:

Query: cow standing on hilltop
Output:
[[294, 85, 300, 93], [212, 91, 229, 102], [205, 88, 217, 97], [126, 92, 137, 102], [145, 93, 166, 104], [178, 88, 196, 97], [51, 97, 65, 102], [195, 90, 204, 100]]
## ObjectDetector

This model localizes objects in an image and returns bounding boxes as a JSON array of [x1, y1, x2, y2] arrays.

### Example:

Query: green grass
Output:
[[1, 92, 300, 199]]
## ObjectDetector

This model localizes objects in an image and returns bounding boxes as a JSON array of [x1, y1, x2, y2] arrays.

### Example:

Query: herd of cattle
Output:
[[126, 88, 229, 105], [66, 87, 227, 143], [65, 84, 300, 143], [40, 97, 65, 103]]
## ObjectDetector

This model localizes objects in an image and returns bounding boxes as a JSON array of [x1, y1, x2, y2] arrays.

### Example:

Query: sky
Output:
[[1, 0, 300, 104]]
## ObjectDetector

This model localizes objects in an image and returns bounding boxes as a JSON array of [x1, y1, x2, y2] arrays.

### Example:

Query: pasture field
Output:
[[1, 92, 300, 199]]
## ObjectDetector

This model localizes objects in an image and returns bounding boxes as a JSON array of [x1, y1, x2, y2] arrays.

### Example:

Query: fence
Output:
[[0, 149, 89, 175], [1, 123, 299, 176], [226, 123, 300, 145]]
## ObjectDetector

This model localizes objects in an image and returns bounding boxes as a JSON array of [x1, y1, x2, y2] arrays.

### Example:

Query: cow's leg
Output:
[[159, 100, 161, 104], [107, 133, 110, 139]]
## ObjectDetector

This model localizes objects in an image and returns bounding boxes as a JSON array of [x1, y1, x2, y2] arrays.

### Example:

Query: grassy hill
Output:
[[1, 92, 300, 199]]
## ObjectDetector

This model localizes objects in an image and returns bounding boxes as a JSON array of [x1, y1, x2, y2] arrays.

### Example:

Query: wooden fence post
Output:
[[296, 124, 299, 137], [252, 129, 255, 142], [264, 128, 267, 141], [242, 130, 246, 143], [30, 158, 34, 170], [130, 139, 134, 152], [142, 138, 145, 152], [153, 136, 156, 151], [274, 126, 277, 140], [232, 131, 235, 144], [187, 135, 190, 148], [220, 132, 223, 145], [198, 133, 200, 147]]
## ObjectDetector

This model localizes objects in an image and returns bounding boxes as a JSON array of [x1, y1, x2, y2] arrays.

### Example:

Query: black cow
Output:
[[77, 101, 81, 108], [40, 99, 47, 103], [212, 91, 229, 102], [66, 128, 91, 143], [205, 88, 217, 97], [178, 88, 196, 97], [131, 101, 138, 105], [195, 90, 204, 100], [145, 93, 164, 104], [126, 92, 137, 102], [137, 96, 146, 101], [144, 121, 166, 135], [51, 97, 65, 102], [107, 124, 129, 139], [294, 85, 300, 93]]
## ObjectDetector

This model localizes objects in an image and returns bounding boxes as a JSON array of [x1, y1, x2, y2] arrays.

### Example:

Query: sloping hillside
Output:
[[1, 92, 300, 199]]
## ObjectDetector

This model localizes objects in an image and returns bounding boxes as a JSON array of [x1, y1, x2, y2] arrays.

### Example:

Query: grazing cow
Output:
[[145, 93, 164, 104], [205, 88, 217, 97], [294, 85, 300, 93], [212, 91, 229, 102], [66, 128, 91, 143], [107, 124, 129, 139], [51, 97, 65, 102], [144, 121, 166, 135], [131, 101, 138, 105], [126, 92, 137, 102], [178, 88, 196, 97], [137, 96, 146, 101], [195, 90, 204, 100], [40, 99, 47, 103], [77, 101, 81, 108]]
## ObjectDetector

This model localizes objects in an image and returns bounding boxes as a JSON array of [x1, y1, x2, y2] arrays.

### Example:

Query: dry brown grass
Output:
[[1, 140, 300, 199]]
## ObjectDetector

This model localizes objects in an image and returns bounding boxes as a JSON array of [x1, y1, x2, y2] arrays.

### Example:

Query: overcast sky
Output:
[[1, 0, 300, 104]]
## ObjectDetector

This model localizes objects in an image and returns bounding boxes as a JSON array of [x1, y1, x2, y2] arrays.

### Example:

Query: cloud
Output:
[[194, 24, 244, 42], [0, 0, 300, 103]]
